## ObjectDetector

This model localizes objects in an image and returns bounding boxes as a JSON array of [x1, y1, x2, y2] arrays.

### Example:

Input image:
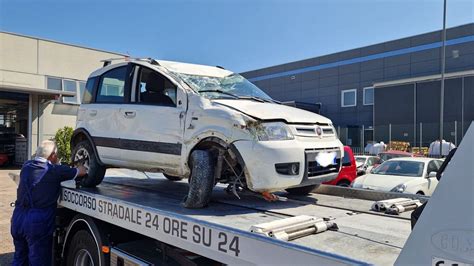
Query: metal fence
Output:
[[337, 120, 472, 156]]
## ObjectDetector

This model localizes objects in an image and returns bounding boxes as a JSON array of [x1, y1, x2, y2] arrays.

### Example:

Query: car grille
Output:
[[294, 125, 335, 138], [305, 148, 341, 177]]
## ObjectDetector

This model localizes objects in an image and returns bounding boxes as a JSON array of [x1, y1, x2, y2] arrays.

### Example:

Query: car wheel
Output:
[[416, 191, 425, 195], [337, 179, 351, 187], [285, 184, 320, 195], [66, 230, 101, 266], [72, 140, 106, 187], [183, 150, 216, 208], [163, 173, 184, 181]]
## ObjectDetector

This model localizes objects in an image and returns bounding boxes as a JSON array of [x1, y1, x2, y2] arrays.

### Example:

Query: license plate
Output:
[[315, 152, 337, 167]]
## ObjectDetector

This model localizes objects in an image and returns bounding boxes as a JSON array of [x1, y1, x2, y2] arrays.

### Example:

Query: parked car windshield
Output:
[[372, 160, 424, 177], [355, 157, 366, 164], [174, 72, 273, 101]]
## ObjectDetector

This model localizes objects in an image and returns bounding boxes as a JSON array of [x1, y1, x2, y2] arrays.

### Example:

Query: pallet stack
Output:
[[388, 141, 411, 152], [412, 147, 429, 156]]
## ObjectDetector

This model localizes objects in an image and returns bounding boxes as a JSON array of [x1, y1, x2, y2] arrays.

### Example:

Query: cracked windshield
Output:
[[174, 72, 273, 101]]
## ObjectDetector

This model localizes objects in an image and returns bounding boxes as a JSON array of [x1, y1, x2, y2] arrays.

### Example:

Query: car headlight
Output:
[[252, 122, 294, 141], [390, 184, 407, 193]]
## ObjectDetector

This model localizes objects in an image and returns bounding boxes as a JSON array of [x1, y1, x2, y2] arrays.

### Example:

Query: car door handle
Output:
[[89, 110, 97, 116], [124, 111, 136, 118]]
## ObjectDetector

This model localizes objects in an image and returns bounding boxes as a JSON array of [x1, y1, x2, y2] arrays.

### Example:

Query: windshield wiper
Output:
[[199, 90, 280, 104], [238, 96, 281, 104], [198, 89, 239, 99], [237, 96, 266, 102]]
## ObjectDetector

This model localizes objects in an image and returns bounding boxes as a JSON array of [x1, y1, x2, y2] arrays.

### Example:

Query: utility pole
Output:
[[439, 0, 447, 157]]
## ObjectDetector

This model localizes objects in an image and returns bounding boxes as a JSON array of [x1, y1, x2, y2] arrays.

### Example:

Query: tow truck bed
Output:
[[58, 169, 414, 265]]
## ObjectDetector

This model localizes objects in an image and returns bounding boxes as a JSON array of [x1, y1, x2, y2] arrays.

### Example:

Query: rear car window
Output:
[[82, 77, 96, 104], [96, 66, 127, 103]]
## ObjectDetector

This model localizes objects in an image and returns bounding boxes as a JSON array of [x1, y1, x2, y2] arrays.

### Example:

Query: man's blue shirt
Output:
[[15, 158, 78, 209]]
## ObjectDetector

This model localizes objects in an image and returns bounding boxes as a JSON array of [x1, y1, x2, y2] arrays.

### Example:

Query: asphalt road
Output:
[[0, 169, 19, 266]]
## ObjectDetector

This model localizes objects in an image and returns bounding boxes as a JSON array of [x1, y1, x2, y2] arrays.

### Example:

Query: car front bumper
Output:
[[232, 138, 343, 192]]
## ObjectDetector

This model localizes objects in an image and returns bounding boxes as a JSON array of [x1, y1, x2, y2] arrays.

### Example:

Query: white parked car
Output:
[[71, 58, 344, 208], [352, 157, 444, 196], [354, 155, 380, 176]]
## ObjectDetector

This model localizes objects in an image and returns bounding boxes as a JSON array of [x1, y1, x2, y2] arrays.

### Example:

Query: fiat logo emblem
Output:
[[315, 126, 322, 136]]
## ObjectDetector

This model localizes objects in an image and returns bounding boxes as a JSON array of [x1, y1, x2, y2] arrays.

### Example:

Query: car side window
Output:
[[96, 66, 127, 103], [82, 77, 97, 104], [367, 158, 374, 166], [137, 67, 176, 107], [342, 153, 351, 165], [427, 161, 439, 174]]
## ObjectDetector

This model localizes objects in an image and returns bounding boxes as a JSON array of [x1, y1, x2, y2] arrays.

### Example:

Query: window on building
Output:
[[341, 89, 357, 107], [97, 66, 127, 103], [363, 87, 374, 105], [47, 77, 62, 91], [63, 80, 78, 104]]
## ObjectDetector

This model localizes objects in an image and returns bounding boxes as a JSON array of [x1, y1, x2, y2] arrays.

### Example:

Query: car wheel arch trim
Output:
[[72, 128, 104, 165]]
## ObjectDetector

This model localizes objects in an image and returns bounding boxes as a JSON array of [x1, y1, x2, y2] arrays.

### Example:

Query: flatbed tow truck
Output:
[[56, 171, 417, 265], [11, 124, 472, 265]]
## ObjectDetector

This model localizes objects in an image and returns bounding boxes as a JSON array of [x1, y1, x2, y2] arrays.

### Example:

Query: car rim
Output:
[[74, 147, 90, 170], [74, 249, 94, 266]]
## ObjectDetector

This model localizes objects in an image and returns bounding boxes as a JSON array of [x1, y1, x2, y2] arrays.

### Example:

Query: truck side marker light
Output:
[[102, 246, 110, 254]]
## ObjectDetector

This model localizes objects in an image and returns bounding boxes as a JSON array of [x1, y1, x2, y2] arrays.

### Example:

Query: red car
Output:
[[0, 153, 8, 167], [324, 146, 357, 187]]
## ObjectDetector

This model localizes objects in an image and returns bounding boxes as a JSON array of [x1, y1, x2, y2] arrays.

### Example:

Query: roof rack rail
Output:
[[100, 57, 160, 67], [100, 57, 128, 67], [216, 65, 225, 69]]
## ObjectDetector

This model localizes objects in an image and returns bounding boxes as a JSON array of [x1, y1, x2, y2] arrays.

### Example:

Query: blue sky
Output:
[[0, 0, 472, 72]]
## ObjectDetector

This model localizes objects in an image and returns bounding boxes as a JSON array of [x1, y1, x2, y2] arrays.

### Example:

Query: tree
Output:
[[54, 126, 74, 164]]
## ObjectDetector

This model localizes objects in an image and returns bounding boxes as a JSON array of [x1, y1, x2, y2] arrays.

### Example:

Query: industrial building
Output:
[[241, 23, 474, 149], [0, 32, 123, 164]]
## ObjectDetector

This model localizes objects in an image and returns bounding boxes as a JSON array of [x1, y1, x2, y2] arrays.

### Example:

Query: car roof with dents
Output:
[[89, 59, 233, 78]]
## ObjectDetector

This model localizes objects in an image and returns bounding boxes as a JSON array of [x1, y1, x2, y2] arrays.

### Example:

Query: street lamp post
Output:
[[439, 0, 447, 157]]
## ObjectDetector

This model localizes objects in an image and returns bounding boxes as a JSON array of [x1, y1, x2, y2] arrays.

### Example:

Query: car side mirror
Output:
[[428, 171, 437, 178]]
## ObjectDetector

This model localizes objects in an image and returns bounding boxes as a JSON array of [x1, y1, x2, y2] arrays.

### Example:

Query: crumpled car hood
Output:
[[212, 99, 332, 124]]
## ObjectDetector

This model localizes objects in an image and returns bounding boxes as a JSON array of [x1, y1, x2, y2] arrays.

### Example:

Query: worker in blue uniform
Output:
[[11, 140, 88, 266]]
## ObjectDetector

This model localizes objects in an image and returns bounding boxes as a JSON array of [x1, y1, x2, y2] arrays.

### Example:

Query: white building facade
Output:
[[0, 31, 123, 163]]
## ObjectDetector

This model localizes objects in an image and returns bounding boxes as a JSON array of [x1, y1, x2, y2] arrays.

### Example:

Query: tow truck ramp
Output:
[[58, 172, 414, 265]]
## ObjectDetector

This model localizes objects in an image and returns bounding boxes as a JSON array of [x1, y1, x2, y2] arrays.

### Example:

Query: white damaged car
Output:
[[71, 58, 344, 208]]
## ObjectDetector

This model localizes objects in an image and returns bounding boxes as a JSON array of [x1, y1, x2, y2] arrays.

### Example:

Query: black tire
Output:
[[285, 184, 320, 195], [163, 173, 184, 181], [66, 230, 100, 266], [416, 191, 425, 195], [72, 140, 106, 187], [337, 179, 351, 187], [183, 150, 215, 209]]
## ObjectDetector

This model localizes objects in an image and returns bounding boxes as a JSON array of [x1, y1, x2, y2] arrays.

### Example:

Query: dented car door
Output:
[[118, 65, 186, 171]]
